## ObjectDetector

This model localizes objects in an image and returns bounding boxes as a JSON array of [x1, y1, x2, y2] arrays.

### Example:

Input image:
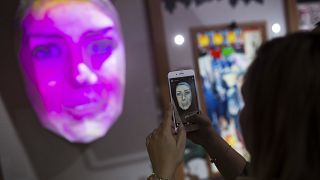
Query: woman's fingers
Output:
[[159, 109, 173, 133], [177, 126, 186, 148], [146, 128, 159, 147]]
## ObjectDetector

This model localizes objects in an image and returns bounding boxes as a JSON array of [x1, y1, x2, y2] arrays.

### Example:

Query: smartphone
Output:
[[168, 69, 200, 132]]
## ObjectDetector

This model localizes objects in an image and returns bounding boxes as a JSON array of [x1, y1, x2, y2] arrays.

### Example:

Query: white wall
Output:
[[161, 0, 287, 70]]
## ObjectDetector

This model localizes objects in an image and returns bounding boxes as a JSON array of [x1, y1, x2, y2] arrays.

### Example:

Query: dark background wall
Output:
[[0, 96, 37, 180]]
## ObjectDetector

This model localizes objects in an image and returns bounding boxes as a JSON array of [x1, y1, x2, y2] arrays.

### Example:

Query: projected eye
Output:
[[85, 39, 117, 69], [176, 92, 182, 96], [32, 44, 62, 59], [87, 39, 114, 56]]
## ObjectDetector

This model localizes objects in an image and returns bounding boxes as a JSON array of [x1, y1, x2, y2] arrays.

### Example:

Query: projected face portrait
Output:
[[18, 0, 125, 143], [176, 82, 192, 110]]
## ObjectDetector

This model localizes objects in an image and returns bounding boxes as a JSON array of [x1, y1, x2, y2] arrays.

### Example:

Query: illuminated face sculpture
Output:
[[176, 82, 192, 110], [18, 0, 125, 143]]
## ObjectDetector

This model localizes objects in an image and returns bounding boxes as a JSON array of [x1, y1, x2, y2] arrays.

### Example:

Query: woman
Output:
[[146, 32, 320, 180]]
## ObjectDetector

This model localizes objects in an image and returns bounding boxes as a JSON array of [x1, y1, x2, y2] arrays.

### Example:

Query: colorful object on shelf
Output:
[[18, 0, 126, 143], [213, 33, 224, 46], [222, 47, 235, 57], [210, 48, 221, 59], [197, 33, 210, 48], [227, 31, 237, 44]]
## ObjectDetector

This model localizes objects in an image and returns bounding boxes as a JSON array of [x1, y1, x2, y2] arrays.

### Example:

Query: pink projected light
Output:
[[18, 0, 125, 143]]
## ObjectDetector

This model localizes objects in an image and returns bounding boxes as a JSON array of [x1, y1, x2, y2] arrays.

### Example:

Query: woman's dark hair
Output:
[[241, 32, 320, 180], [313, 21, 320, 33]]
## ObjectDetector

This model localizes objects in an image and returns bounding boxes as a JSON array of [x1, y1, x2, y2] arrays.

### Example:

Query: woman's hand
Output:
[[146, 108, 186, 179], [186, 112, 216, 148], [187, 113, 247, 179]]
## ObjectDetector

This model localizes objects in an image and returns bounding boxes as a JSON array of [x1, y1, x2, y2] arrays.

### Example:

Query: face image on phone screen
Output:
[[170, 76, 199, 127]]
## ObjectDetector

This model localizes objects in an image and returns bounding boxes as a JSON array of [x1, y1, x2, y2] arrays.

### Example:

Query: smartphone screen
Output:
[[169, 75, 199, 127]]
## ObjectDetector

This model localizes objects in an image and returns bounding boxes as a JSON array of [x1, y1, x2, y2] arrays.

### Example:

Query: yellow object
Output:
[[198, 34, 210, 48], [227, 31, 237, 44], [213, 33, 224, 46], [225, 134, 236, 147]]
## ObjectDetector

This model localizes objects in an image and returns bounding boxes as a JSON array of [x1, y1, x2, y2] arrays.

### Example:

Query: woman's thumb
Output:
[[177, 126, 186, 149]]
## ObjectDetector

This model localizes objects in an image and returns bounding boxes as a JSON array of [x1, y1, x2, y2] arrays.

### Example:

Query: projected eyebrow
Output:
[[84, 27, 115, 37], [28, 34, 64, 39], [27, 27, 115, 39]]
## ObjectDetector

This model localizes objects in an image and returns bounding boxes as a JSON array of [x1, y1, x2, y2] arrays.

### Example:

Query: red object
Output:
[[210, 48, 221, 59]]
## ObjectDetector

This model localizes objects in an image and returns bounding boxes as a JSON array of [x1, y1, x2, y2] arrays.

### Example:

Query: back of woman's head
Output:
[[312, 21, 320, 33], [241, 32, 320, 180]]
